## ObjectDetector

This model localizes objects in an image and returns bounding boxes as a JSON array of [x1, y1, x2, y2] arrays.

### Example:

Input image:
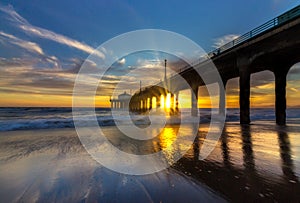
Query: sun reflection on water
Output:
[[158, 127, 177, 149]]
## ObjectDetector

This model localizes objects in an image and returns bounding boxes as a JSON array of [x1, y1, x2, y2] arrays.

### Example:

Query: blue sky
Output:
[[1, 0, 299, 56], [0, 1, 300, 106]]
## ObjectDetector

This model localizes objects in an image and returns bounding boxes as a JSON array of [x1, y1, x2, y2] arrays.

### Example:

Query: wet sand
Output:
[[0, 128, 225, 203], [0, 122, 300, 202], [176, 121, 300, 202]]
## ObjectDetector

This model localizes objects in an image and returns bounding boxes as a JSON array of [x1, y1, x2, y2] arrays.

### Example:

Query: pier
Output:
[[129, 5, 300, 125]]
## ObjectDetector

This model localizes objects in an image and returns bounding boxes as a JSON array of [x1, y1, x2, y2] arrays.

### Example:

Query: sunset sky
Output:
[[0, 1, 300, 108]]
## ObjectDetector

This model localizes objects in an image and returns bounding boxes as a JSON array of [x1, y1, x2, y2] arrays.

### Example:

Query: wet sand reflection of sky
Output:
[[0, 122, 300, 201]]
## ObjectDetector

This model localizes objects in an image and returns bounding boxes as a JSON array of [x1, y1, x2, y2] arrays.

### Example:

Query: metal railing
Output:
[[182, 4, 300, 73], [137, 5, 300, 94]]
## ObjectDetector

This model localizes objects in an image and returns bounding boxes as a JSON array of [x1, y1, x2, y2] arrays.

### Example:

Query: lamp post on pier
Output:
[[164, 59, 167, 82]]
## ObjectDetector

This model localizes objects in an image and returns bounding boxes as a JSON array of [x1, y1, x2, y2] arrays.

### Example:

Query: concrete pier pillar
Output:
[[149, 97, 152, 110], [156, 96, 160, 108], [175, 92, 179, 113], [143, 100, 147, 110], [219, 79, 227, 116], [170, 94, 174, 113], [274, 70, 288, 125], [239, 69, 251, 124], [191, 86, 199, 117]]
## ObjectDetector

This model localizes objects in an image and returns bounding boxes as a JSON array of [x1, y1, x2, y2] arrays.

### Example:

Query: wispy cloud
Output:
[[0, 55, 117, 98], [213, 34, 240, 48], [0, 31, 44, 55], [289, 87, 299, 92], [0, 58, 81, 96], [0, 31, 61, 69], [0, 5, 105, 59]]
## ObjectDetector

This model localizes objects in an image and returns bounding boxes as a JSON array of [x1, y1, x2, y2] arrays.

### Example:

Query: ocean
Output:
[[0, 107, 300, 202], [1, 107, 300, 131]]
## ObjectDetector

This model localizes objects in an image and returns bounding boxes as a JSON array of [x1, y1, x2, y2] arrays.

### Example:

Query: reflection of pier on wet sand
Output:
[[0, 128, 225, 202], [0, 122, 299, 202], [175, 123, 300, 202]]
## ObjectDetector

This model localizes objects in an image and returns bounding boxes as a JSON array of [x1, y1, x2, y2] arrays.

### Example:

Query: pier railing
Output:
[[184, 5, 300, 72], [137, 5, 300, 94]]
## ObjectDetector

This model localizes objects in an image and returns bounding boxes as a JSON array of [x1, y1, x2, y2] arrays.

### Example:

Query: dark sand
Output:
[[0, 121, 300, 202], [176, 121, 300, 202]]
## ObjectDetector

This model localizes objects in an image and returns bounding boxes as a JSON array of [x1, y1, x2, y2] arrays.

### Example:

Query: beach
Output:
[[0, 127, 226, 202], [0, 116, 300, 202]]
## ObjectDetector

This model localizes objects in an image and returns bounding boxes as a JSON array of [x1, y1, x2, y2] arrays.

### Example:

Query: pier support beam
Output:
[[156, 96, 160, 108], [191, 86, 199, 117], [274, 69, 288, 125], [149, 97, 152, 110], [143, 100, 147, 111], [239, 68, 251, 124], [219, 79, 227, 116], [175, 92, 179, 113], [170, 94, 174, 113]]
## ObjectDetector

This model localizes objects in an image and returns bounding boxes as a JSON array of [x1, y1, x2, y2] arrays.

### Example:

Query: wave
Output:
[[0, 108, 299, 131]]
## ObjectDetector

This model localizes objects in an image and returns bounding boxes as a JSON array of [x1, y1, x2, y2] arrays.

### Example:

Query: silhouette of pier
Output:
[[129, 5, 300, 125]]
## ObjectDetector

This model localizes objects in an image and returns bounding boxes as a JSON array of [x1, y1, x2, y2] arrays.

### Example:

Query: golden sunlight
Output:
[[152, 97, 157, 108], [160, 95, 165, 109], [147, 98, 150, 109], [173, 94, 177, 109], [178, 89, 191, 108], [158, 127, 177, 149], [166, 93, 171, 109]]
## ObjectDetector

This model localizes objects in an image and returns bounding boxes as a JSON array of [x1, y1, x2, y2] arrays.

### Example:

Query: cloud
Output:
[[104, 54, 190, 96], [0, 5, 105, 59], [117, 58, 126, 65], [0, 31, 44, 55], [250, 71, 274, 88], [0, 56, 117, 97], [0, 31, 61, 69], [288, 87, 299, 93], [0, 57, 36, 67], [213, 34, 240, 48], [0, 61, 76, 96]]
